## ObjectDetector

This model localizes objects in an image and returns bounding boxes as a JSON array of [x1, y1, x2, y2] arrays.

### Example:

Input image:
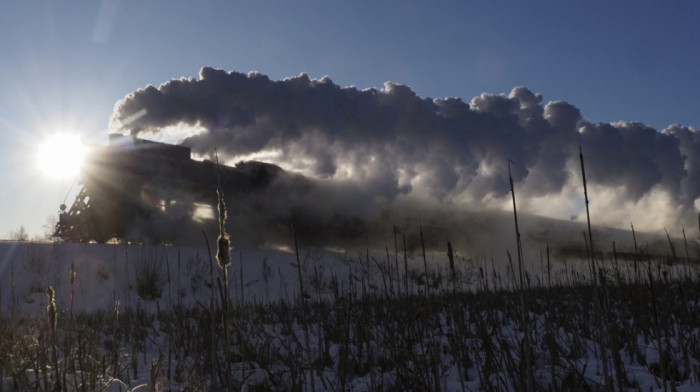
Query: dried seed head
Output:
[[215, 168, 231, 269], [216, 234, 231, 269], [46, 285, 57, 331], [447, 241, 455, 274]]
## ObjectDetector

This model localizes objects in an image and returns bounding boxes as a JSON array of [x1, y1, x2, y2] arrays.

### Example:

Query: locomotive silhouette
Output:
[[54, 134, 284, 244]]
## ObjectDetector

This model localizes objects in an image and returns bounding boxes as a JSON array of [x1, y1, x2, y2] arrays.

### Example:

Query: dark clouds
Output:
[[110, 67, 700, 237]]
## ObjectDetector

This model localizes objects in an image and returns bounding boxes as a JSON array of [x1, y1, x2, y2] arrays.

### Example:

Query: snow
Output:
[[1, 240, 699, 391]]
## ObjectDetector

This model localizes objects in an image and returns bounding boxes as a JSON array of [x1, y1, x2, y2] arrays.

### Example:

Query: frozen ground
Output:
[[1, 240, 699, 391]]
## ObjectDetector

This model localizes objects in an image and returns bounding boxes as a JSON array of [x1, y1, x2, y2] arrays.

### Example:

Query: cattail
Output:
[[46, 285, 57, 331], [213, 148, 232, 269], [47, 285, 61, 391], [213, 152, 234, 390], [216, 235, 231, 268], [215, 186, 231, 269], [447, 241, 455, 276]]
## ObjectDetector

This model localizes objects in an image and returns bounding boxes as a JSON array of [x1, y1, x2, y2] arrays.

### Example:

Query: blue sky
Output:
[[2, 1, 699, 238]]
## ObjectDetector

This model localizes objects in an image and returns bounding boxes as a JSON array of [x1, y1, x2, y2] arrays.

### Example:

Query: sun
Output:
[[37, 133, 87, 180]]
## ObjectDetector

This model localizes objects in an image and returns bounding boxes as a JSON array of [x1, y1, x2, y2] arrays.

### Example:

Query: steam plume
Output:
[[110, 67, 700, 248]]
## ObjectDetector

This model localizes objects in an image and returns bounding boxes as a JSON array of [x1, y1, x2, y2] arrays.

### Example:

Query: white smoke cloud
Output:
[[110, 67, 700, 243]]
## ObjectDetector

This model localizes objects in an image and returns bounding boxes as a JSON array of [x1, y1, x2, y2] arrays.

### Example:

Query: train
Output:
[[54, 134, 286, 244], [53, 135, 700, 262]]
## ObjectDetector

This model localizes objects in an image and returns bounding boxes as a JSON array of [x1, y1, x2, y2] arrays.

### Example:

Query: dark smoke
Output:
[[110, 67, 700, 253]]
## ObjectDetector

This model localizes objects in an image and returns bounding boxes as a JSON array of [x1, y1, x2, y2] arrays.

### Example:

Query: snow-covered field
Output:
[[1, 240, 699, 391]]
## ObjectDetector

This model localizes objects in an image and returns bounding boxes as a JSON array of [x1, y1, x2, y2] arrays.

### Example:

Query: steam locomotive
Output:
[[54, 135, 696, 259], [54, 134, 283, 244]]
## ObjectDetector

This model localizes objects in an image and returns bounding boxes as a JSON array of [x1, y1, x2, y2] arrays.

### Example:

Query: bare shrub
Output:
[[134, 249, 165, 301]]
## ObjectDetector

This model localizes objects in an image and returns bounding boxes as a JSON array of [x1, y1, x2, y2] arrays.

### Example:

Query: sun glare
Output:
[[37, 133, 87, 180]]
